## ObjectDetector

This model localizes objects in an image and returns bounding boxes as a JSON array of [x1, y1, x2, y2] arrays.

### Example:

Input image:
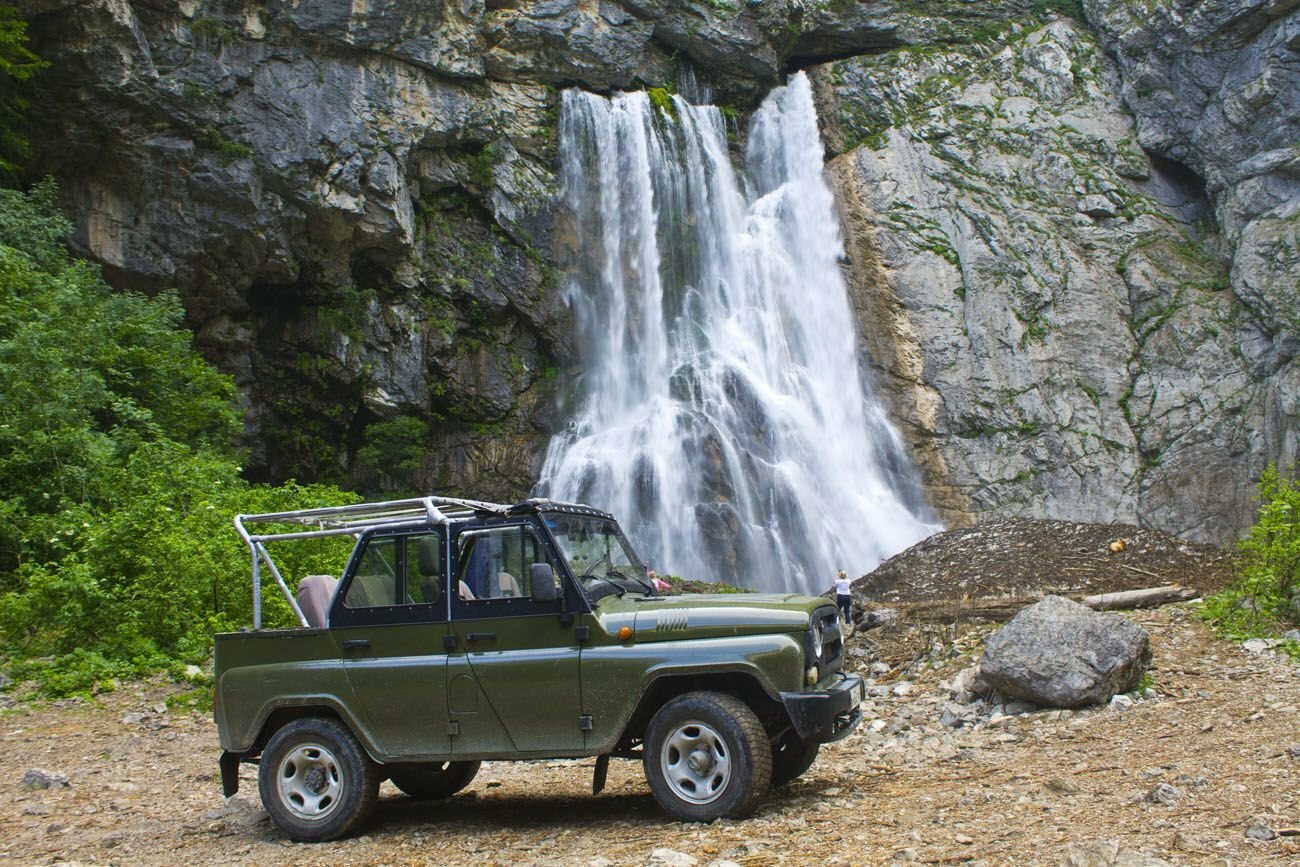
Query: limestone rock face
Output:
[[17, 0, 1024, 495], [14, 0, 1299, 545], [816, 14, 1294, 542], [979, 595, 1151, 708]]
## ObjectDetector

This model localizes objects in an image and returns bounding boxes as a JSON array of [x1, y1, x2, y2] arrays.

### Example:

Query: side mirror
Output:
[[530, 563, 558, 603]]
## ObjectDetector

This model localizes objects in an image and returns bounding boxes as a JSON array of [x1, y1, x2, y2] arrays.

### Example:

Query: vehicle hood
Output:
[[595, 592, 831, 641]]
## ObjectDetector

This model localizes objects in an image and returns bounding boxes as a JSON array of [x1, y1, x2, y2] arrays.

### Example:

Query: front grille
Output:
[[814, 606, 843, 675]]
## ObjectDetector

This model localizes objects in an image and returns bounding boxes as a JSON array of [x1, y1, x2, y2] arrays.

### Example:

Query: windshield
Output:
[[544, 514, 655, 599]]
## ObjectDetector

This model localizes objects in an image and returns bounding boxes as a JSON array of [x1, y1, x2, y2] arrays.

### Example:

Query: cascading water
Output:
[[536, 72, 938, 595]]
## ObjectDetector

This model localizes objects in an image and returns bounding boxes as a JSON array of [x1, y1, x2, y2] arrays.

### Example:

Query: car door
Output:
[[447, 521, 586, 755], [331, 528, 452, 760]]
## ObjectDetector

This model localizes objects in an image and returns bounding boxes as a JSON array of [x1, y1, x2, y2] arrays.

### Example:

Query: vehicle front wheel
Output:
[[643, 691, 772, 822], [387, 760, 481, 800], [770, 731, 819, 786], [258, 716, 379, 842]]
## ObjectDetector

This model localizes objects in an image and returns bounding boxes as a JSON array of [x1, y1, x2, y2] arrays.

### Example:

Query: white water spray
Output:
[[537, 73, 937, 595]]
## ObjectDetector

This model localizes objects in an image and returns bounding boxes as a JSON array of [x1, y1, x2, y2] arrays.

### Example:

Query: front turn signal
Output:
[[618, 625, 633, 641]]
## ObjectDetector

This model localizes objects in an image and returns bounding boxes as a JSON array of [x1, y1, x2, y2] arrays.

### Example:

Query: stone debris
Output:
[[20, 768, 69, 789], [648, 849, 698, 867], [1245, 816, 1278, 841], [1062, 839, 1173, 866], [1146, 783, 1181, 805]]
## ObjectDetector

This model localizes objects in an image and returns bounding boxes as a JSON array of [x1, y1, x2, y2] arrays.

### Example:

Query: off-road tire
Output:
[[769, 731, 819, 786], [387, 760, 481, 800], [643, 691, 772, 822], [258, 716, 379, 842]]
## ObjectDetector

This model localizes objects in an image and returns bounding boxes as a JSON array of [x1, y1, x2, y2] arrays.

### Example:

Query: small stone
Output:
[[484, 779, 503, 788], [870, 661, 891, 676], [1245, 817, 1277, 841], [1285, 744, 1300, 759], [21, 769, 69, 789], [1045, 777, 1080, 795], [588, 858, 615, 867], [121, 712, 147, 725], [46, 822, 65, 834], [1109, 694, 1135, 711], [1147, 783, 1181, 805], [152, 702, 168, 714], [892, 681, 915, 697], [649, 848, 698, 867], [22, 803, 52, 816], [894, 848, 919, 862], [183, 664, 204, 680], [955, 833, 974, 844]]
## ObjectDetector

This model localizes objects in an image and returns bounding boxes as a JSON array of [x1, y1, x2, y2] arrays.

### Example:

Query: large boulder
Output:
[[979, 595, 1151, 708]]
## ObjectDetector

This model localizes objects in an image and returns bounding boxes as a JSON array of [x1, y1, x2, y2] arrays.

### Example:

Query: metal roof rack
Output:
[[234, 495, 515, 629]]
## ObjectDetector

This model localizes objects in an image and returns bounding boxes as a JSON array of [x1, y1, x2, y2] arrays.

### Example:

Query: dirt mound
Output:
[[855, 518, 1237, 606]]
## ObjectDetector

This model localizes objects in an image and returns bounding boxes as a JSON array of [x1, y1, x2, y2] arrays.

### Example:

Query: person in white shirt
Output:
[[833, 569, 852, 624]]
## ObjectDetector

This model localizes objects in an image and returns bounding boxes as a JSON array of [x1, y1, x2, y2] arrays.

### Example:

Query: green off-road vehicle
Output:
[[215, 496, 862, 840]]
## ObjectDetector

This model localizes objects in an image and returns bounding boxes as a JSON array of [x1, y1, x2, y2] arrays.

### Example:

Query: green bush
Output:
[[1202, 465, 1300, 642], [0, 181, 359, 696]]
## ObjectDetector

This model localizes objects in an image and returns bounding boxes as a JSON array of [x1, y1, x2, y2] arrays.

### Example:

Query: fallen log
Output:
[[1081, 585, 1197, 610], [885, 585, 1197, 624]]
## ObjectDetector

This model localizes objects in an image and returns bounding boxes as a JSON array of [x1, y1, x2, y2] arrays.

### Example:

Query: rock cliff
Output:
[[14, 0, 1298, 544]]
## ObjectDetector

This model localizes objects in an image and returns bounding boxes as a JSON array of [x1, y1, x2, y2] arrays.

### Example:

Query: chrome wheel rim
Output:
[[660, 720, 731, 805], [276, 742, 343, 822]]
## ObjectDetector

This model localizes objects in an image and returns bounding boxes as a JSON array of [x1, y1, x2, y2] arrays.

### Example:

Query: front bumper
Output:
[[779, 672, 864, 743]]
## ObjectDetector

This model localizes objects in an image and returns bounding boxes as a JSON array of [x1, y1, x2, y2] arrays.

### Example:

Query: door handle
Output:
[[466, 632, 496, 642], [342, 639, 371, 650]]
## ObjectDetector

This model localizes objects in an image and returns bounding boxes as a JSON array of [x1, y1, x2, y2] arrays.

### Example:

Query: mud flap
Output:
[[592, 754, 610, 796], [219, 751, 241, 798]]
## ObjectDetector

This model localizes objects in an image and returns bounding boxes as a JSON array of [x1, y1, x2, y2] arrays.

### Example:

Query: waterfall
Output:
[[536, 72, 938, 595]]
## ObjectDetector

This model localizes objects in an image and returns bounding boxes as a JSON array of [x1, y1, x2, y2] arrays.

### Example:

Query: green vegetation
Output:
[[0, 180, 357, 697], [1201, 466, 1300, 651], [647, 87, 677, 121], [198, 126, 253, 166], [1030, 0, 1085, 21], [0, 7, 45, 180]]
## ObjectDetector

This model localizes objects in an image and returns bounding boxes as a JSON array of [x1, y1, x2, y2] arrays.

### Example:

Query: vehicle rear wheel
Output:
[[643, 691, 771, 822], [258, 716, 379, 842], [769, 731, 819, 786], [387, 760, 481, 799]]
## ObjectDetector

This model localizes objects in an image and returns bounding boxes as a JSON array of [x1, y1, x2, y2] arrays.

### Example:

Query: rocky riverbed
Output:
[[2, 603, 1297, 866]]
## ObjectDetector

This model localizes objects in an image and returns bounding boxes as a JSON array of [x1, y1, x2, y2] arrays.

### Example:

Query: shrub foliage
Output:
[[0, 181, 356, 696], [1203, 465, 1300, 641]]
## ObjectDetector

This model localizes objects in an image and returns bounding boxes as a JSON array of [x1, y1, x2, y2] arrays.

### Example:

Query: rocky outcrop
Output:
[[816, 12, 1295, 542], [13, 1, 1298, 546], [16, 0, 1033, 496]]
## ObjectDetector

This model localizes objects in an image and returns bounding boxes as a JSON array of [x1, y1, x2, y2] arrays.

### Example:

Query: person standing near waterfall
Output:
[[834, 570, 852, 625]]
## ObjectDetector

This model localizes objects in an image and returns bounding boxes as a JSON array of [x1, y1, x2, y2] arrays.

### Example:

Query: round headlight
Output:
[[810, 619, 823, 659]]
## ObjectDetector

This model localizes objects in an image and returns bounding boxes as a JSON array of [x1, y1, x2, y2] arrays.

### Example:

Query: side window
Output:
[[456, 525, 556, 602], [407, 533, 443, 605], [342, 533, 446, 609], [345, 537, 399, 608]]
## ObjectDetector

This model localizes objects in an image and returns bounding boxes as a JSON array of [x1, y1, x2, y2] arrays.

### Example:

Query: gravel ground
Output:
[[2, 606, 1297, 866]]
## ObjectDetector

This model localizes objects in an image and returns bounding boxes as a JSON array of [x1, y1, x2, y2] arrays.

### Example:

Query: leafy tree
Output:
[[1203, 465, 1300, 642], [0, 7, 45, 178], [0, 181, 358, 695]]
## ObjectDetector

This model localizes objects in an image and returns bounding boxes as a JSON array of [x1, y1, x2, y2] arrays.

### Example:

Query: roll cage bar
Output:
[[233, 496, 614, 629]]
